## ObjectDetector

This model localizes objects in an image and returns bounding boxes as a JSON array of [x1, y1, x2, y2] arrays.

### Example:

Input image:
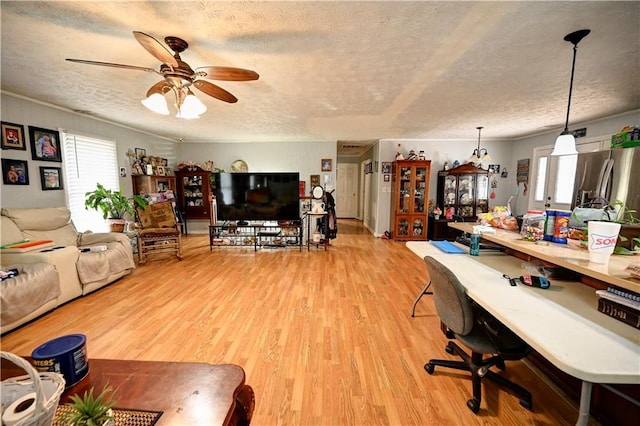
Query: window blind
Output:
[[62, 131, 118, 232]]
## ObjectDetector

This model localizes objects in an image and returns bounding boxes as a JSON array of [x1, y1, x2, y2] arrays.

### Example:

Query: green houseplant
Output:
[[608, 200, 640, 254], [85, 183, 148, 232], [61, 385, 116, 426]]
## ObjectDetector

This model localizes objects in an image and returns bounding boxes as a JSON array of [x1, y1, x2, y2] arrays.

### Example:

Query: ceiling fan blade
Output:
[[146, 80, 172, 97], [193, 80, 238, 103], [66, 58, 159, 74], [195, 66, 259, 81], [133, 31, 179, 68]]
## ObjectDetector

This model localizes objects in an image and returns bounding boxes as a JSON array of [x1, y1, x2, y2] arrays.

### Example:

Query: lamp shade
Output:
[[551, 132, 578, 156], [177, 92, 207, 119], [141, 93, 170, 115]]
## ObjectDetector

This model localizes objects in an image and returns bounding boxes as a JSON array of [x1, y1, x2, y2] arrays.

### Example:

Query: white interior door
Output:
[[336, 163, 358, 218]]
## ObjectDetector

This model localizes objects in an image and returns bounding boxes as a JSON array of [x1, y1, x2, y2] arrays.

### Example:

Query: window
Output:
[[534, 156, 548, 202], [554, 154, 578, 204], [62, 130, 118, 232]]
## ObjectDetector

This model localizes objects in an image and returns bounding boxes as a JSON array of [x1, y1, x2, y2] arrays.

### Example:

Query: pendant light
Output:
[[551, 29, 590, 156], [468, 126, 492, 166]]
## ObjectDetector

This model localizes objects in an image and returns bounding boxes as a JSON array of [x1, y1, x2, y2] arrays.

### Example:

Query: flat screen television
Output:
[[214, 172, 300, 222]]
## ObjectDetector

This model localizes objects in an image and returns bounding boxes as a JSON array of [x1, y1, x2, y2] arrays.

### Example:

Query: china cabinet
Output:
[[436, 163, 489, 221], [175, 166, 212, 220], [390, 160, 431, 240]]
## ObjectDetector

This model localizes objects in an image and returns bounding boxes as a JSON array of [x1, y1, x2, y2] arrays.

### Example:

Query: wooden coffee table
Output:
[[1, 358, 255, 425]]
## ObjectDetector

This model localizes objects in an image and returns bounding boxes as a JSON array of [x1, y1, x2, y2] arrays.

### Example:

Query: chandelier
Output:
[[468, 126, 492, 166]]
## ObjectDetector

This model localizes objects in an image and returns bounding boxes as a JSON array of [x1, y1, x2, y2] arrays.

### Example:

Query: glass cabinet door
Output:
[[457, 174, 475, 218], [443, 175, 457, 217], [399, 166, 412, 213], [413, 166, 428, 214], [476, 174, 489, 214], [411, 217, 426, 238], [397, 218, 409, 237]]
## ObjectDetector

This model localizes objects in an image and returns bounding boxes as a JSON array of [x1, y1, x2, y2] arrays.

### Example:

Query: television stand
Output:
[[209, 221, 303, 251]]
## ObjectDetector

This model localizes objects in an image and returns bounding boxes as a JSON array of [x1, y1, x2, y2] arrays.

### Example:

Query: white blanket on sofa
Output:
[[1, 263, 60, 324], [76, 240, 135, 285]]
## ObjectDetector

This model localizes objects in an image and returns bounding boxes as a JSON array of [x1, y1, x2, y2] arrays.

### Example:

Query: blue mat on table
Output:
[[430, 240, 466, 254]]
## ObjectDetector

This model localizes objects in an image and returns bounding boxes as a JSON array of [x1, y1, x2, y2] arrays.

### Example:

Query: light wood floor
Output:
[[1, 220, 589, 425]]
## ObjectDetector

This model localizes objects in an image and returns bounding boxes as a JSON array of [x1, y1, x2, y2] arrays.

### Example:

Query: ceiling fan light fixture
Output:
[[141, 93, 170, 115], [551, 29, 590, 157]]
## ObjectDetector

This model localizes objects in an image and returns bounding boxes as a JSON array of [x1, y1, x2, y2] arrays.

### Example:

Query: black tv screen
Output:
[[214, 172, 300, 221]]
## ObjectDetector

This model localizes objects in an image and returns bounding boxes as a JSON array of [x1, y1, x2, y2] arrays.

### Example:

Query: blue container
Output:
[[470, 233, 480, 256], [31, 334, 89, 388]]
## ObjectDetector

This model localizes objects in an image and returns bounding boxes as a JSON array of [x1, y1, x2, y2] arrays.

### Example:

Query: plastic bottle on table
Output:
[[470, 230, 480, 256]]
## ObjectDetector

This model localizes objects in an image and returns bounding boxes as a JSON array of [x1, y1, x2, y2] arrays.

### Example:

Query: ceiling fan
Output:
[[66, 31, 259, 118]]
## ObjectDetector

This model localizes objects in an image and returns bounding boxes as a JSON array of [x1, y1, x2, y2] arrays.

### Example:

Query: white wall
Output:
[[1, 94, 176, 208]]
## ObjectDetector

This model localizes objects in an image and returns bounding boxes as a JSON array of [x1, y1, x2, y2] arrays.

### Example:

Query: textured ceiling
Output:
[[1, 1, 639, 154]]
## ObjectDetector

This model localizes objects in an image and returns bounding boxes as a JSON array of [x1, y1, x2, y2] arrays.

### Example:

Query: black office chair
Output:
[[422, 256, 533, 414]]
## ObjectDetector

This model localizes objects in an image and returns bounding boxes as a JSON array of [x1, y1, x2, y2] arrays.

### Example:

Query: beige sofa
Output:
[[1, 207, 135, 333]]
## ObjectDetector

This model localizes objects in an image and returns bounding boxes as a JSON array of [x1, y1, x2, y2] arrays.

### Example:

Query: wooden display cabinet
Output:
[[390, 160, 431, 241], [132, 175, 176, 195], [175, 166, 212, 220], [436, 163, 489, 221]]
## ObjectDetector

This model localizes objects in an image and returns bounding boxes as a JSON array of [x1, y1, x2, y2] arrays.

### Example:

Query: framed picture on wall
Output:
[[1, 122, 26, 151], [40, 166, 63, 190], [381, 162, 392, 174], [28, 126, 61, 162], [310, 174, 320, 187], [2, 158, 29, 185], [321, 158, 332, 172], [135, 147, 146, 160]]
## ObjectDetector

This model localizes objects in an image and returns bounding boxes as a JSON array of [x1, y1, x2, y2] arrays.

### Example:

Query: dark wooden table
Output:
[[1, 358, 255, 425]]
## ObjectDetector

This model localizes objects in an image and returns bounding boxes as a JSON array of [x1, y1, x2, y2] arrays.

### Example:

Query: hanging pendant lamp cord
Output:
[[563, 44, 579, 133]]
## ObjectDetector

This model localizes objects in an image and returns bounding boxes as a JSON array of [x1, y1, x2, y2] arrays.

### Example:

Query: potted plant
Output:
[[85, 183, 148, 232], [608, 200, 640, 254], [61, 385, 116, 426]]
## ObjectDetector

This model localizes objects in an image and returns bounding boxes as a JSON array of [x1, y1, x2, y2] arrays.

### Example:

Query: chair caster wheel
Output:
[[520, 397, 533, 410], [424, 363, 435, 375], [445, 344, 454, 355], [466, 398, 480, 413]]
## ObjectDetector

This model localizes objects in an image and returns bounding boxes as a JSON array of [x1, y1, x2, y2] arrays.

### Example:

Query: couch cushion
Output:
[[0, 215, 24, 246], [1, 207, 79, 246], [137, 202, 176, 229]]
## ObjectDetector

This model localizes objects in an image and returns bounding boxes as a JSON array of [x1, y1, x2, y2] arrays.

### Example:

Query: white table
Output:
[[407, 241, 640, 426]]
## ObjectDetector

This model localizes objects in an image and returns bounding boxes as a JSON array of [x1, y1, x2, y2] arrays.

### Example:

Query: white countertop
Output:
[[449, 222, 640, 294], [407, 241, 640, 384]]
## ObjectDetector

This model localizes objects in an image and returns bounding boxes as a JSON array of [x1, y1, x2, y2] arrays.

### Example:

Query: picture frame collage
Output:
[[2, 121, 63, 190], [131, 148, 169, 177]]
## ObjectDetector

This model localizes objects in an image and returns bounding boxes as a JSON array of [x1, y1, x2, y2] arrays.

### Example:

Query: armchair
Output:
[[135, 201, 182, 264], [422, 256, 532, 414]]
